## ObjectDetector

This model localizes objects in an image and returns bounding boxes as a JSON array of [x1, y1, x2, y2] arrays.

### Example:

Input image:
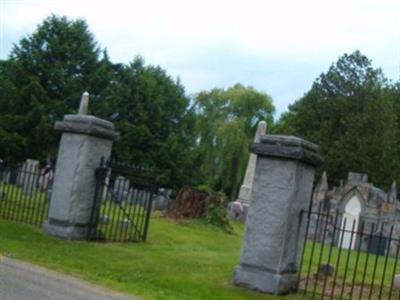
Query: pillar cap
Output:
[[251, 134, 323, 166], [55, 114, 119, 140]]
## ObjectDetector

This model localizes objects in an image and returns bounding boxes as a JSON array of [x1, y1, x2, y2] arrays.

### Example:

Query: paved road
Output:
[[0, 257, 138, 300]]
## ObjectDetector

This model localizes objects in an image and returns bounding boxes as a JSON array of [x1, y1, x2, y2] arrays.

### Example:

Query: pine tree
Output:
[[1, 15, 109, 160], [276, 51, 399, 188]]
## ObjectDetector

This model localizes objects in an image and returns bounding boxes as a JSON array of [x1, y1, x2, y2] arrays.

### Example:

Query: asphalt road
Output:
[[0, 257, 138, 300]]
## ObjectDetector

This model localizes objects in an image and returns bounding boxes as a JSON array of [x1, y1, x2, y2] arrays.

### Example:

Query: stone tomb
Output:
[[311, 171, 400, 256]]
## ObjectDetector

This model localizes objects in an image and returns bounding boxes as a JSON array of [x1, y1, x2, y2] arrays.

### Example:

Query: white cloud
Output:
[[1, 0, 399, 115]]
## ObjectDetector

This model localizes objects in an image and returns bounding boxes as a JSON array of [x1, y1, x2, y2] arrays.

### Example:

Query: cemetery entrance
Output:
[[0, 159, 52, 227], [88, 158, 157, 242]]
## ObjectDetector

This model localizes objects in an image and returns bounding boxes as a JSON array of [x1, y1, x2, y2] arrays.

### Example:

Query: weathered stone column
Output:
[[43, 93, 118, 240], [234, 135, 322, 295]]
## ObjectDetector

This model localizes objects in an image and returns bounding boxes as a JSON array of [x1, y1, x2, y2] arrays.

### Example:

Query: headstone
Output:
[[153, 188, 172, 211], [99, 215, 110, 224], [119, 218, 130, 229], [234, 121, 267, 220], [43, 92, 119, 240], [38, 161, 54, 191], [112, 176, 128, 203], [228, 201, 243, 220], [234, 135, 322, 295], [314, 264, 334, 280], [394, 274, 400, 290], [387, 181, 397, 203], [17, 159, 40, 196], [1, 170, 11, 184]]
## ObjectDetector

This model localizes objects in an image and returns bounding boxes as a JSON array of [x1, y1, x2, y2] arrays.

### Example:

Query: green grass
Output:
[[1, 183, 399, 299], [0, 183, 49, 225], [300, 240, 400, 299], [0, 217, 308, 300]]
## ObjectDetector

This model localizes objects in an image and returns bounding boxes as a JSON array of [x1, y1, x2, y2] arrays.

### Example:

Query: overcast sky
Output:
[[1, 0, 399, 117]]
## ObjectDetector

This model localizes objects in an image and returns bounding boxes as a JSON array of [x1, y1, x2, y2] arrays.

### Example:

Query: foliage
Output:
[[0, 15, 195, 189], [0, 15, 109, 161], [193, 84, 274, 199], [276, 51, 399, 187], [166, 187, 232, 231], [97, 57, 195, 188]]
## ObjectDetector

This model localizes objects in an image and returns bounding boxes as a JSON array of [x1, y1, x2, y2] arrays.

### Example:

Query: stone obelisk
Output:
[[236, 121, 267, 216]]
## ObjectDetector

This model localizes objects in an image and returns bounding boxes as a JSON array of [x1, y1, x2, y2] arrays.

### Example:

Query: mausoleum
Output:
[[310, 171, 399, 256]]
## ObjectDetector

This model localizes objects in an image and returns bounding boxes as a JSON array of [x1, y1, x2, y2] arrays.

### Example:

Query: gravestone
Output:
[[17, 159, 40, 196], [314, 264, 334, 280], [112, 176, 129, 203], [43, 92, 118, 240], [38, 161, 53, 191], [234, 135, 322, 295], [394, 274, 400, 290], [153, 188, 172, 211], [1, 170, 11, 184]]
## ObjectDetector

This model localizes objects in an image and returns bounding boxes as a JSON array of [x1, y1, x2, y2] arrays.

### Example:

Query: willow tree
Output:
[[193, 83, 275, 200]]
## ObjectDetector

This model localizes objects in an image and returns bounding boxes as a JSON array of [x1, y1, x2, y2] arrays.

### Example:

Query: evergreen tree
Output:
[[97, 57, 195, 188], [1, 15, 110, 160], [276, 51, 399, 187], [0, 16, 195, 189]]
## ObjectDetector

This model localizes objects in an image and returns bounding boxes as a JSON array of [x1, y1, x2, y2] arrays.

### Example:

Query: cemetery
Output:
[[1, 99, 400, 299], [1, 8, 400, 300]]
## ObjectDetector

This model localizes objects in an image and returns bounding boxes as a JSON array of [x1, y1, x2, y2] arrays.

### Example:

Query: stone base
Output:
[[43, 220, 90, 240], [233, 265, 298, 295]]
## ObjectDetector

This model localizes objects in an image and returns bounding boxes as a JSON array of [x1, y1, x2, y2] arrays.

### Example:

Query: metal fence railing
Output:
[[298, 203, 400, 299], [88, 158, 158, 242], [0, 160, 52, 227]]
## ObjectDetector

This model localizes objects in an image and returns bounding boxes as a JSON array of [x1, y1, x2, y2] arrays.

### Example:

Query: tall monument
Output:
[[236, 121, 267, 215]]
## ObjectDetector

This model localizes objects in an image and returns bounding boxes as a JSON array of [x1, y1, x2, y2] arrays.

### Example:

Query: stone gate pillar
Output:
[[234, 135, 322, 294], [43, 93, 118, 240]]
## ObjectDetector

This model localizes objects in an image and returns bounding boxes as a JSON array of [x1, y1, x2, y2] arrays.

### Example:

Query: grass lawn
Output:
[[300, 240, 400, 299], [0, 216, 308, 300]]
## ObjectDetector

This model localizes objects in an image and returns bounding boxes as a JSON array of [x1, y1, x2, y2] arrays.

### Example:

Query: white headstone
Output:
[[17, 159, 40, 195]]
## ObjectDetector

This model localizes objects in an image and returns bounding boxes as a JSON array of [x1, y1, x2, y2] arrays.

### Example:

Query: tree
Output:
[[276, 51, 399, 188], [97, 57, 196, 188], [193, 84, 275, 199], [0, 15, 110, 160], [1, 15, 195, 189]]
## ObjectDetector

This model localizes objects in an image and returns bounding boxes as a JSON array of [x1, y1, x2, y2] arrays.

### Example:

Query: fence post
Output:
[[43, 93, 118, 240], [233, 135, 322, 295]]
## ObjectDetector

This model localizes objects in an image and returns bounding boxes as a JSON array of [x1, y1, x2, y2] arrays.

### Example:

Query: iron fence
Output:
[[88, 158, 158, 242], [0, 160, 52, 226], [298, 203, 400, 299]]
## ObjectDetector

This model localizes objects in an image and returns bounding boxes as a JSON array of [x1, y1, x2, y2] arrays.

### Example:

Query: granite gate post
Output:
[[233, 135, 322, 295], [43, 92, 118, 240]]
